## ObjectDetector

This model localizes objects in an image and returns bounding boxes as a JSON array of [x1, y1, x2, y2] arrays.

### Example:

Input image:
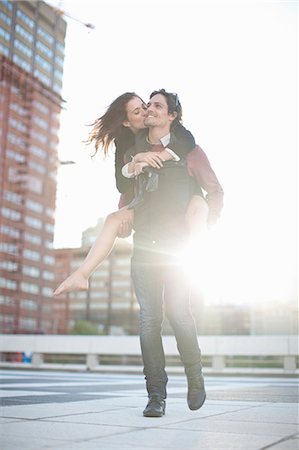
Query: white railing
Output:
[[0, 334, 297, 373]]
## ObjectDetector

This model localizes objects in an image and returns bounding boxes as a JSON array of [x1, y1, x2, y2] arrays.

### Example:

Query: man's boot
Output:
[[186, 371, 206, 411], [143, 395, 166, 417]]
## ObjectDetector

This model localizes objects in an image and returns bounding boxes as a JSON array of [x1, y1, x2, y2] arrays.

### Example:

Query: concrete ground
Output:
[[0, 369, 298, 450]]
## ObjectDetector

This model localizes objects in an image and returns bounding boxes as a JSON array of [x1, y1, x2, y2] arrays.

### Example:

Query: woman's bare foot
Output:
[[53, 270, 89, 296]]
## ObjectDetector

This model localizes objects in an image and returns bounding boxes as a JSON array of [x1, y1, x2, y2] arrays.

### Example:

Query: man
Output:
[[125, 89, 223, 417]]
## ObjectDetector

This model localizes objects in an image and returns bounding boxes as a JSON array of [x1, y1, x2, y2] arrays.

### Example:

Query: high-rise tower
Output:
[[0, 1, 67, 333]]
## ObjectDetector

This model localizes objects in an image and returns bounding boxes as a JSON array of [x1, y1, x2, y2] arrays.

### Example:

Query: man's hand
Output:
[[134, 152, 164, 168]]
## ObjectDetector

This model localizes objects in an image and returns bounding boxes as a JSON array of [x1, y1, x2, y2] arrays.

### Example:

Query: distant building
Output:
[[250, 300, 298, 335], [54, 219, 139, 335], [54, 217, 298, 336], [52, 247, 72, 334], [0, 1, 67, 333]]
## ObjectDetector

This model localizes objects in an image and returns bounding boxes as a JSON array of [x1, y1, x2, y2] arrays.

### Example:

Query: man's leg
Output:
[[131, 254, 167, 416], [164, 263, 206, 410]]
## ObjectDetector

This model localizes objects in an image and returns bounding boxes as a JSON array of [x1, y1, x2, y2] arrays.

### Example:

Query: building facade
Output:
[[54, 220, 139, 335], [0, 1, 66, 333]]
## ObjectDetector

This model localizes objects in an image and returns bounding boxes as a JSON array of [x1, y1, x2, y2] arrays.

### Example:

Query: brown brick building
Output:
[[0, 1, 66, 333], [54, 220, 139, 335]]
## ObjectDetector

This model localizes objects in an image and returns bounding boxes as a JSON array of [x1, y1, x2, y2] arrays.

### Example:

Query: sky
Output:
[[46, 0, 297, 305]]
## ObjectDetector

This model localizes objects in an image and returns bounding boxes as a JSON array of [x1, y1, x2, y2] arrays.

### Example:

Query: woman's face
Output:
[[124, 96, 147, 134]]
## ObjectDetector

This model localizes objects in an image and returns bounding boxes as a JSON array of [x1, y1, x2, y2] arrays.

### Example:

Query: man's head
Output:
[[144, 89, 182, 132]]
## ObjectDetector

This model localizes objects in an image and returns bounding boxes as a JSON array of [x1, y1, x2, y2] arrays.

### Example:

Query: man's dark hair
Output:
[[149, 89, 183, 125]]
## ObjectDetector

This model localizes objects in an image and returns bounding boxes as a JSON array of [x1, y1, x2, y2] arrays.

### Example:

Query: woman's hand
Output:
[[117, 208, 134, 238], [53, 270, 89, 296], [134, 162, 148, 176], [134, 152, 164, 168]]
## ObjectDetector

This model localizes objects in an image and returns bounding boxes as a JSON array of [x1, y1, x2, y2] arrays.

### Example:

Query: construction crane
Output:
[[52, 4, 95, 30]]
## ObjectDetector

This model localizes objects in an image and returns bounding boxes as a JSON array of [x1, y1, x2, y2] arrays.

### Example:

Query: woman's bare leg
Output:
[[53, 207, 134, 296]]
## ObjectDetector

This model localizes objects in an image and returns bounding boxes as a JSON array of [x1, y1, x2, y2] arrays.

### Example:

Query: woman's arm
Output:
[[168, 122, 196, 158]]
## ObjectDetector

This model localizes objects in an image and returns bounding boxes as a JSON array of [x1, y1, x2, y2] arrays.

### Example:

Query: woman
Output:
[[53, 92, 208, 296]]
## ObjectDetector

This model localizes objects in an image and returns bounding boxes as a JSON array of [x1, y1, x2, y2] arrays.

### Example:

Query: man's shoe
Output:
[[143, 395, 166, 417], [187, 373, 206, 411]]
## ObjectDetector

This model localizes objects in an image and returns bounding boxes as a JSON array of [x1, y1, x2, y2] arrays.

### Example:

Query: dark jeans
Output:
[[131, 247, 202, 399]]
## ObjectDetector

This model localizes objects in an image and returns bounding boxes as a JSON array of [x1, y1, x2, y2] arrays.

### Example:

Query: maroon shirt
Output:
[[118, 144, 224, 226]]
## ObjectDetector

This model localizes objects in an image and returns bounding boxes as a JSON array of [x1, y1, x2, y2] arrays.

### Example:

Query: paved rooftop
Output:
[[0, 369, 298, 450]]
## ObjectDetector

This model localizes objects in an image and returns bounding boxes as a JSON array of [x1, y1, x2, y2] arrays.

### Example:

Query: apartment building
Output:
[[0, 1, 66, 333], [54, 220, 139, 335]]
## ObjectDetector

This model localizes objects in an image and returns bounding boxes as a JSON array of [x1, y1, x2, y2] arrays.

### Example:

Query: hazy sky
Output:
[[47, 0, 297, 305]]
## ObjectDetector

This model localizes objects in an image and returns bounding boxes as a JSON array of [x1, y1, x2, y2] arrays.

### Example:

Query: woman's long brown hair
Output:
[[86, 92, 142, 156]]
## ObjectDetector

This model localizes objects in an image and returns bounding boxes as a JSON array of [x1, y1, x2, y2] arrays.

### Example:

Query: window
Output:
[[0, 11, 12, 26], [43, 254, 55, 265], [27, 175, 43, 194], [41, 320, 52, 332], [1, 207, 21, 221], [31, 130, 47, 144], [20, 282, 39, 294], [29, 145, 47, 159], [28, 160, 46, 174], [0, 42, 9, 56], [0, 278, 17, 290], [12, 54, 31, 72], [15, 24, 34, 43], [14, 39, 33, 58], [24, 232, 41, 246], [22, 265, 40, 278], [51, 124, 60, 135], [53, 82, 62, 93], [42, 271, 54, 281], [2, 0, 13, 11], [4, 190, 23, 205], [46, 208, 54, 218], [37, 26, 54, 45], [9, 117, 27, 133], [0, 27, 10, 41], [0, 261, 18, 272], [6, 148, 26, 163], [16, 9, 35, 29], [26, 199, 43, 213], [33, 116, 48, 130], [7, 132, 26, 149], [42, 287, 53, 297], [23, 248, 40, 261], [32, 99, 49, 115], [74, 292, 87, 300], [55, 54, 64, 68], [35, 54, 52, 73], [0, 225, 20, 239], [20, 317, 38, 330], [54, 68, 63, 81], [56, 41, 65, 54], [33, 69, 51, 86], [10, 102, 28, 117], [24, 216, 42, 230], [45, 240, 53, 249], [0, 296, 15, 306], [10, 85, 20, 95], [36, 40, 53, 58], [20, 299, 38, 310], [45, 223, 54, 234]]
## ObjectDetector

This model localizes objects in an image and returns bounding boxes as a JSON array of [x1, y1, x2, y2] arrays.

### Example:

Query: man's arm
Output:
[[187, 145, 224, 226], [122, 148, 175, 178]]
